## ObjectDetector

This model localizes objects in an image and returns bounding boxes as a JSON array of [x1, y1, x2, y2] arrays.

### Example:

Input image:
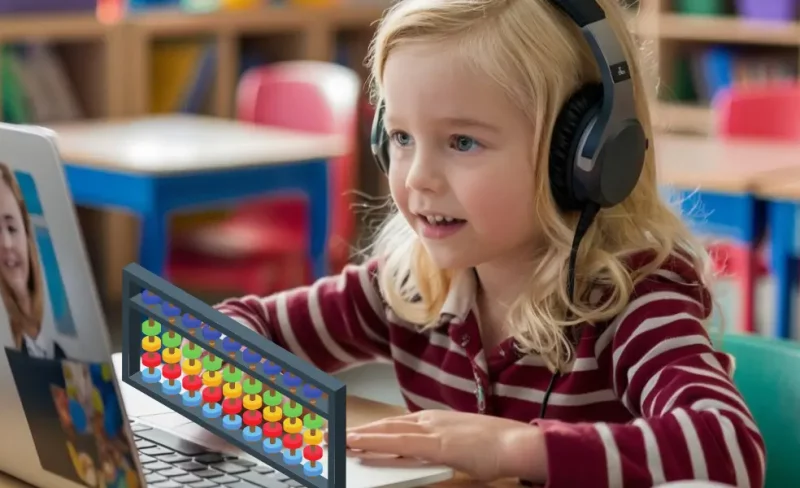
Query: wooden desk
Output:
[[47, 114, 345, 300], [655, 133, 800, 193], [0, 395, 514, 488]]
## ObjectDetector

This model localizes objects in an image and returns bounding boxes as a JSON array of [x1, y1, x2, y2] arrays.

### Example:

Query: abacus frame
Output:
[[120, 263, 347, 488]]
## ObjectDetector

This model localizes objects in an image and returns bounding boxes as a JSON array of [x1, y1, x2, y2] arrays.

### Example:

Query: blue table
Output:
[[52, 115, 338, 285]]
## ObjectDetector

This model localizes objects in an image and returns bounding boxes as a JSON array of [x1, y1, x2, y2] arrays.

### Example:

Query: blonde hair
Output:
[[366, 0, 712, 370], [0, 162, 44, 350]]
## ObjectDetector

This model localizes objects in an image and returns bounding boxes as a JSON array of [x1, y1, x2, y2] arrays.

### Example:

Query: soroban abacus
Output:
[[121, 263, 346, 488]]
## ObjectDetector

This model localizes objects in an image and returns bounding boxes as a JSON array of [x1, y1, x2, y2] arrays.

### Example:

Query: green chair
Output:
[[716, 333, 800, 488]]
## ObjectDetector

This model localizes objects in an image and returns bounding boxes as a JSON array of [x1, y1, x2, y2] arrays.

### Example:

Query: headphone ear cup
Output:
[[549, 83, 603, 211], [370, 101, 390, 174]]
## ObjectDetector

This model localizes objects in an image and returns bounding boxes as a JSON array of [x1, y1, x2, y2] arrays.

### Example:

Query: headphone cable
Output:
[[538, 201, 600, 420]]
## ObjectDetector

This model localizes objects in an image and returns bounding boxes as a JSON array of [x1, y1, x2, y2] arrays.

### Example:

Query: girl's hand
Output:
[[345, 410, 547, 482]]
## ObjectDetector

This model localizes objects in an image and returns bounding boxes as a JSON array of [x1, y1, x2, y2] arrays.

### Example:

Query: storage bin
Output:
[[675, 0, 726, 16], [0, 0, 96, 14], [736, 0, 797, 20]]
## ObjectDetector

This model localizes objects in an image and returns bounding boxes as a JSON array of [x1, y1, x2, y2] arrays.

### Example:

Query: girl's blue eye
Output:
[[390, 131, 413, 147], [450, 135, 480, 152]]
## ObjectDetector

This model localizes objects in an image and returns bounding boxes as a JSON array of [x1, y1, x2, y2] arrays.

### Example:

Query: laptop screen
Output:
[[0, 161, 140, 488]]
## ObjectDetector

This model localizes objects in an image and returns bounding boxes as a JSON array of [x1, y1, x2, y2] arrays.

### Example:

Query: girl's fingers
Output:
[[345, 433, 441, 461], [347, 419, 429, 436]]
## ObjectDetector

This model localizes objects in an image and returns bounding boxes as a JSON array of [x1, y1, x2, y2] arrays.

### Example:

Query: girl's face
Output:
[[0, 181, 29, 297], [383, 43, 540, 270]]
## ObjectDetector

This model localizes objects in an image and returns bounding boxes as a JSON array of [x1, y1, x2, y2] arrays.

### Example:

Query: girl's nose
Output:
[[405, 151, 445, 194]]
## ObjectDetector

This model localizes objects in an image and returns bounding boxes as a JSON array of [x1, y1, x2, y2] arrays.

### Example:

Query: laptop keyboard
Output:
[[131, 420, 307, 488]]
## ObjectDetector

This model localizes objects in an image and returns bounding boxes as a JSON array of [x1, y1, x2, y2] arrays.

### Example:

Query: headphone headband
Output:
[[370, 0, 646, 209]]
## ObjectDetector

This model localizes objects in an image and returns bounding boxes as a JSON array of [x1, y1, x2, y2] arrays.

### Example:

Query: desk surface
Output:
[[47, 114, 346, 174], [655, 133, 800, 193], [0, 395, 514, 488]]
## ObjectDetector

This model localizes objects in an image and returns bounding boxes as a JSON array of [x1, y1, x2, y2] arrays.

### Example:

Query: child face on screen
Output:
[[0, 179, 30, 300]]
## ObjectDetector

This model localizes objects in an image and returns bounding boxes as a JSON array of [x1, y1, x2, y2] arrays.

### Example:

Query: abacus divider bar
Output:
[[123, 263, 346, 394], [328, 383, 347, 488], [127, 373, 329, 488], [131, 300, 329, 418], [121, 269, 142, 382]]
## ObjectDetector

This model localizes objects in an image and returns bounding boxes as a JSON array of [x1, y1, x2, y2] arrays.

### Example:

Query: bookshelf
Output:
[[636, 0, 800, 134]]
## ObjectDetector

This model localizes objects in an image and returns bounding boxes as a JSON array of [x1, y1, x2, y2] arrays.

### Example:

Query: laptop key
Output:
[[159, 453, 190, 464], [152, 481, 182, 488], [174, 474, 203, 484], [135, 439, 154, 449], [160, 468, 188, 478], [138, 454, 156, 464], [194, 468, 224, 478], [145, 473, 167, 483], [253, 465, 273, 474], [190, 482, 219, 488], [136, 427, 210, 456], [212, 462, 249, 474], [236, 471, 290, 488], [139, 446, 173, 457], [232, 459, 257, 467], [176, 461, 207, 472], [147, 461, 173, 471], [210, 474, 240, 484], [131, 424, 152, 432], [194, 453, 226, 464]]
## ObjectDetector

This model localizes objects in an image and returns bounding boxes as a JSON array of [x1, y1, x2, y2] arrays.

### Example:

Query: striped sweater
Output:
[[214, 253, 765, 488]]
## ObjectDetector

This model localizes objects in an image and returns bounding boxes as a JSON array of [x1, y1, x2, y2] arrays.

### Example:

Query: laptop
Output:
[[0, 122, 453, 488]]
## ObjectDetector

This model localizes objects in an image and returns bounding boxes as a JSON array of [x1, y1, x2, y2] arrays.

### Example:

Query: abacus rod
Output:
[[123, 263, 346, 392], [126, 374, 329, 488], [130, 300, 330, 418], [328, 383, 347, 488]]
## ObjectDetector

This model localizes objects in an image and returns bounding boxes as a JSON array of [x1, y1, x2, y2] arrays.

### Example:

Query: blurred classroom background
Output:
[[6, 0, 800, 352]]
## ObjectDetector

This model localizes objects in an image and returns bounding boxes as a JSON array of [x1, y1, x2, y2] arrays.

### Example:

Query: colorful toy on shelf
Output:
[[122, 262, 346, 487]]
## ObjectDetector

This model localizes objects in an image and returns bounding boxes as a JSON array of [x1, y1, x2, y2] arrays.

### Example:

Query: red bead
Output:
[[141, 352, 161, 369], [283, 433, 303, 451], [202, 387, 222, 404], [222, 397, 242, 415], [162, 364, 181, 380], [303, 445, 323, 462], [243, 410, 261, 427], [182, 375, 202, 392], [262, 422, 282, 438]]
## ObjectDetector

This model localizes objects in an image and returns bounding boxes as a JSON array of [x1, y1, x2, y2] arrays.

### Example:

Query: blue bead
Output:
[[283, 450, 303, 466], [202, 404, 221, 419], [142, 369, 161, 384], [182, 391, 202, 408], [242, 427, 261, 442], [262, 438, 283, 454], [303, 462, 324, 477], [222, 415, 242, 430], [161, 381, 181, 396]]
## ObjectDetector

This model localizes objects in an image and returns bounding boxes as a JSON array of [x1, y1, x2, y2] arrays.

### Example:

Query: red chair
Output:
[[167, 61, 362, 295], [709, 81, 800, 332]]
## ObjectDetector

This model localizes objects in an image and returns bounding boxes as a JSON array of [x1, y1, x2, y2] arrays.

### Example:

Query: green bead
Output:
[[222, 365, 242, 383], [303, 413, 324, 430], [243, 377, 262, 396], [161, 331, 182, 348], [182, 342, 203, 359], [262, 390, 282, 407], [283, 401, 303, 418], [141, 319, 161, 336], [203, 354, 223, 371]]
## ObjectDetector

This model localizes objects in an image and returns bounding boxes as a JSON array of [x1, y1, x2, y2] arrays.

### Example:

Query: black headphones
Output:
[[370, 0, 648, 213]]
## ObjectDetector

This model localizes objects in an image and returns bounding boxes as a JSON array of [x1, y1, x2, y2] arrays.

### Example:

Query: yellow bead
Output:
[[142, 336, 161, 352], [162, 347, 181, 364], [223, 382, 242, 399], [283, 417, 302, 434], [182, 359, 202, 376], [203, 371, 222, 387], [263, 406, 283, 423], [303, 428, 323, 446], [243, 394, 262, 411]]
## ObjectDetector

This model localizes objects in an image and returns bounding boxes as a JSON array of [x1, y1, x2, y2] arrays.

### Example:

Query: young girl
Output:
[[216, 0, 765, 486]]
